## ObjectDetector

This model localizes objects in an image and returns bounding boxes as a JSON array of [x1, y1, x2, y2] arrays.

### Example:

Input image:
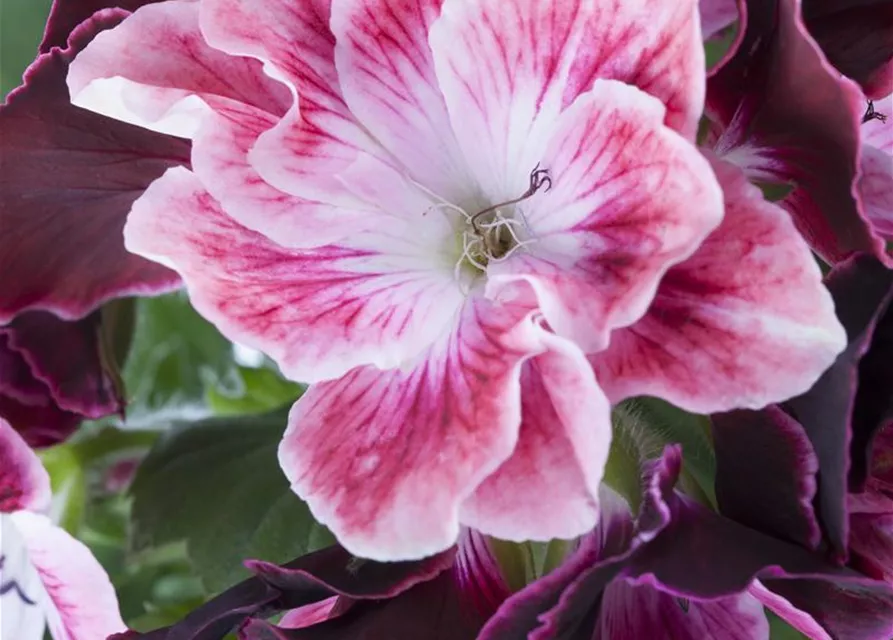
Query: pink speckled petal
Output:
[[6, 511, 126, 640], [331, 0, 475, 203], [124, 167, 463, 383], [592, 156, 845, 413], [460, 334, 610, 542], [487, 80, 722, 352], [278, 299, 547, 561], [67, 0, 289, 138], [0, 418, 50, 513]]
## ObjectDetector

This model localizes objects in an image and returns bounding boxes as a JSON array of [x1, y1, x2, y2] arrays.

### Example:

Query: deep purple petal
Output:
[[802, 0, 893, 98], [706, 0, 887, 265], [0, 8, 185, 323], [478, 449, 680, 640], [712, 406, 822, 549], [39, 0, 168, 53], [1, 311, 121, 419], [763, 576, 893, 640], [785, 254, 893, 557]]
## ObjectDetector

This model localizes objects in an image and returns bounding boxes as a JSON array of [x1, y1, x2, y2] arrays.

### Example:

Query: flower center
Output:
[[454, 164, 552, 279]]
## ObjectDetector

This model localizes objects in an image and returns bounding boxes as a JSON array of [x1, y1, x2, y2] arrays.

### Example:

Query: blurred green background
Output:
[[0, 0, 54, 98]]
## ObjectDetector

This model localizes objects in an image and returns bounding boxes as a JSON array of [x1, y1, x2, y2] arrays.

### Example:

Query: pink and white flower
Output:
[[0, 417, 126, 640], [67, 0, 843, 561], [860, 94, 893, 241]]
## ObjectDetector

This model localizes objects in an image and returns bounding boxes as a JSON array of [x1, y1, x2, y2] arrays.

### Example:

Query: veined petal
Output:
[[278, 299, 547, 561], [850, 511, 893, 583], [597, 581, 769, 640], [124, 167, 463, 383], [861, 95, 893, 239], [0, 418, 50, 513], [0, 10, 183, 323], [1, 515, 48, 640], [591, 156, 845, 413], [749, 581, 831, 640], [487, 80, 722, 352], [429, 0, 591, 201], [564, 0, 707, 139], [190, 106, 374, 248], [67, 0, 289, 138], [332, 0, 475, 203], [205, 0, 395, 207], [7, 511, 126, 640], [460, 334, 610, 542], [39, 1, 171, 52]]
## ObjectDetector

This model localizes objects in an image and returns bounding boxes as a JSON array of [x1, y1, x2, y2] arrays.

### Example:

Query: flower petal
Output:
[[0, 10, 183, 323], [802, 0, 893, 99], [278, 299, 547, 561], [205, 0, 394, 208], [699, 0, 739, 39], [124, 166, 463, 383], [598, 580, 769, 640], [860, 138, 893, 239], [478, 451, 680, 640], [190, 106, 374, 248], [749, 581, 832, 640], [1, 312, 120, 419], [0, 396, 80, 451], [459, 335, 610, 542], [67, 0, 289, 138], [850, 511, 893, 583], [707, 0, 888, 265], [1, 514, 48, 640], [785, 254, 893, 556], [591, 155, 845, 413], [7, 510, 126, 640], [564, 0, 707, 139], [487, 80, 722, 352], [0, 418, 50, 513], [428, 0, 592, 200], [331, 0, 475, 203], [712, 406, 822, 550]]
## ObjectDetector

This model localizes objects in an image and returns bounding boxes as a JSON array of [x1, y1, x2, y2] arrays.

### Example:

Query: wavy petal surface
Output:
[[279, 300, 547, 560], [487, 80, 722, 352], [592, 156, 845, 413], [0, 10, 183, 322], [460, 335, 609, 542], [124, 167, 463, 383]]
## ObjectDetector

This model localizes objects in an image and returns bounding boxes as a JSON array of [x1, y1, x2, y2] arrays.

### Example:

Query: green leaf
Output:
[[39, 444, 86, 534], [130, 410, 334, 593], [123, 292, 237, 423], [206, 366, 304, 417], [769, 611, 809, 639], [613, 397, 717, 508]]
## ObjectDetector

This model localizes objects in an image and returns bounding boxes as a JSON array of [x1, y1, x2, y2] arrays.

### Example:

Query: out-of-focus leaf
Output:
[[130, 410, 334, 593], [613, 397, 717, 508], [0, 0, 54, 98], [40, 443, 86, 533], [768, 611, 809, 639], [206, 366, 303, 417], [122, 292, 236, 424]]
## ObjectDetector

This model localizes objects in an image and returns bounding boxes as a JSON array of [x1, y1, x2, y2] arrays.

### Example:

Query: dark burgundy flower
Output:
[[705, 0, 888, 265], [112, 530, 509, 639], [0, 311, 120, 447], [479, 446, 893, 640], [0, 2, 186, 324], [802, 0, 893, 99]]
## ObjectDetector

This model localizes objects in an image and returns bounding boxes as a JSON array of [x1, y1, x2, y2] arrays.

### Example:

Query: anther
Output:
[[470, 164, 552, 235], [863, 100, 888, 124]]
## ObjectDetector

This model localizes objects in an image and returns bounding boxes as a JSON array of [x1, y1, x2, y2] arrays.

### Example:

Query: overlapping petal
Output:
[[7, 511, 127, 640], [860, 95, 893, 239], [591, 156, 845, 413], [124, 167, 463, 384], [0, 9, 184, 323], [67, 0, 289, 138], [487, 80, 722, 352], [699, 0, 739, 39], [707, 0, 887, 265], [279, 299, 550, 560], [459, 334, 610, 542]]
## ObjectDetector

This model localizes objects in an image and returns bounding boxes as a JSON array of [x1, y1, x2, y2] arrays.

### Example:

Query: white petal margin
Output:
[[2, 512, 126, 640]]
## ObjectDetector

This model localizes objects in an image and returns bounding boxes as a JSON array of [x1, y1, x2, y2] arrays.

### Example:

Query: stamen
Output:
[[469, 163, 552, 235], [863, 100, 888, 124]]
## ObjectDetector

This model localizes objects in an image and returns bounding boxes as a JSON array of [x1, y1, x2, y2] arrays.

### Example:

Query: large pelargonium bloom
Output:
[[68, 0, 842, 560]]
